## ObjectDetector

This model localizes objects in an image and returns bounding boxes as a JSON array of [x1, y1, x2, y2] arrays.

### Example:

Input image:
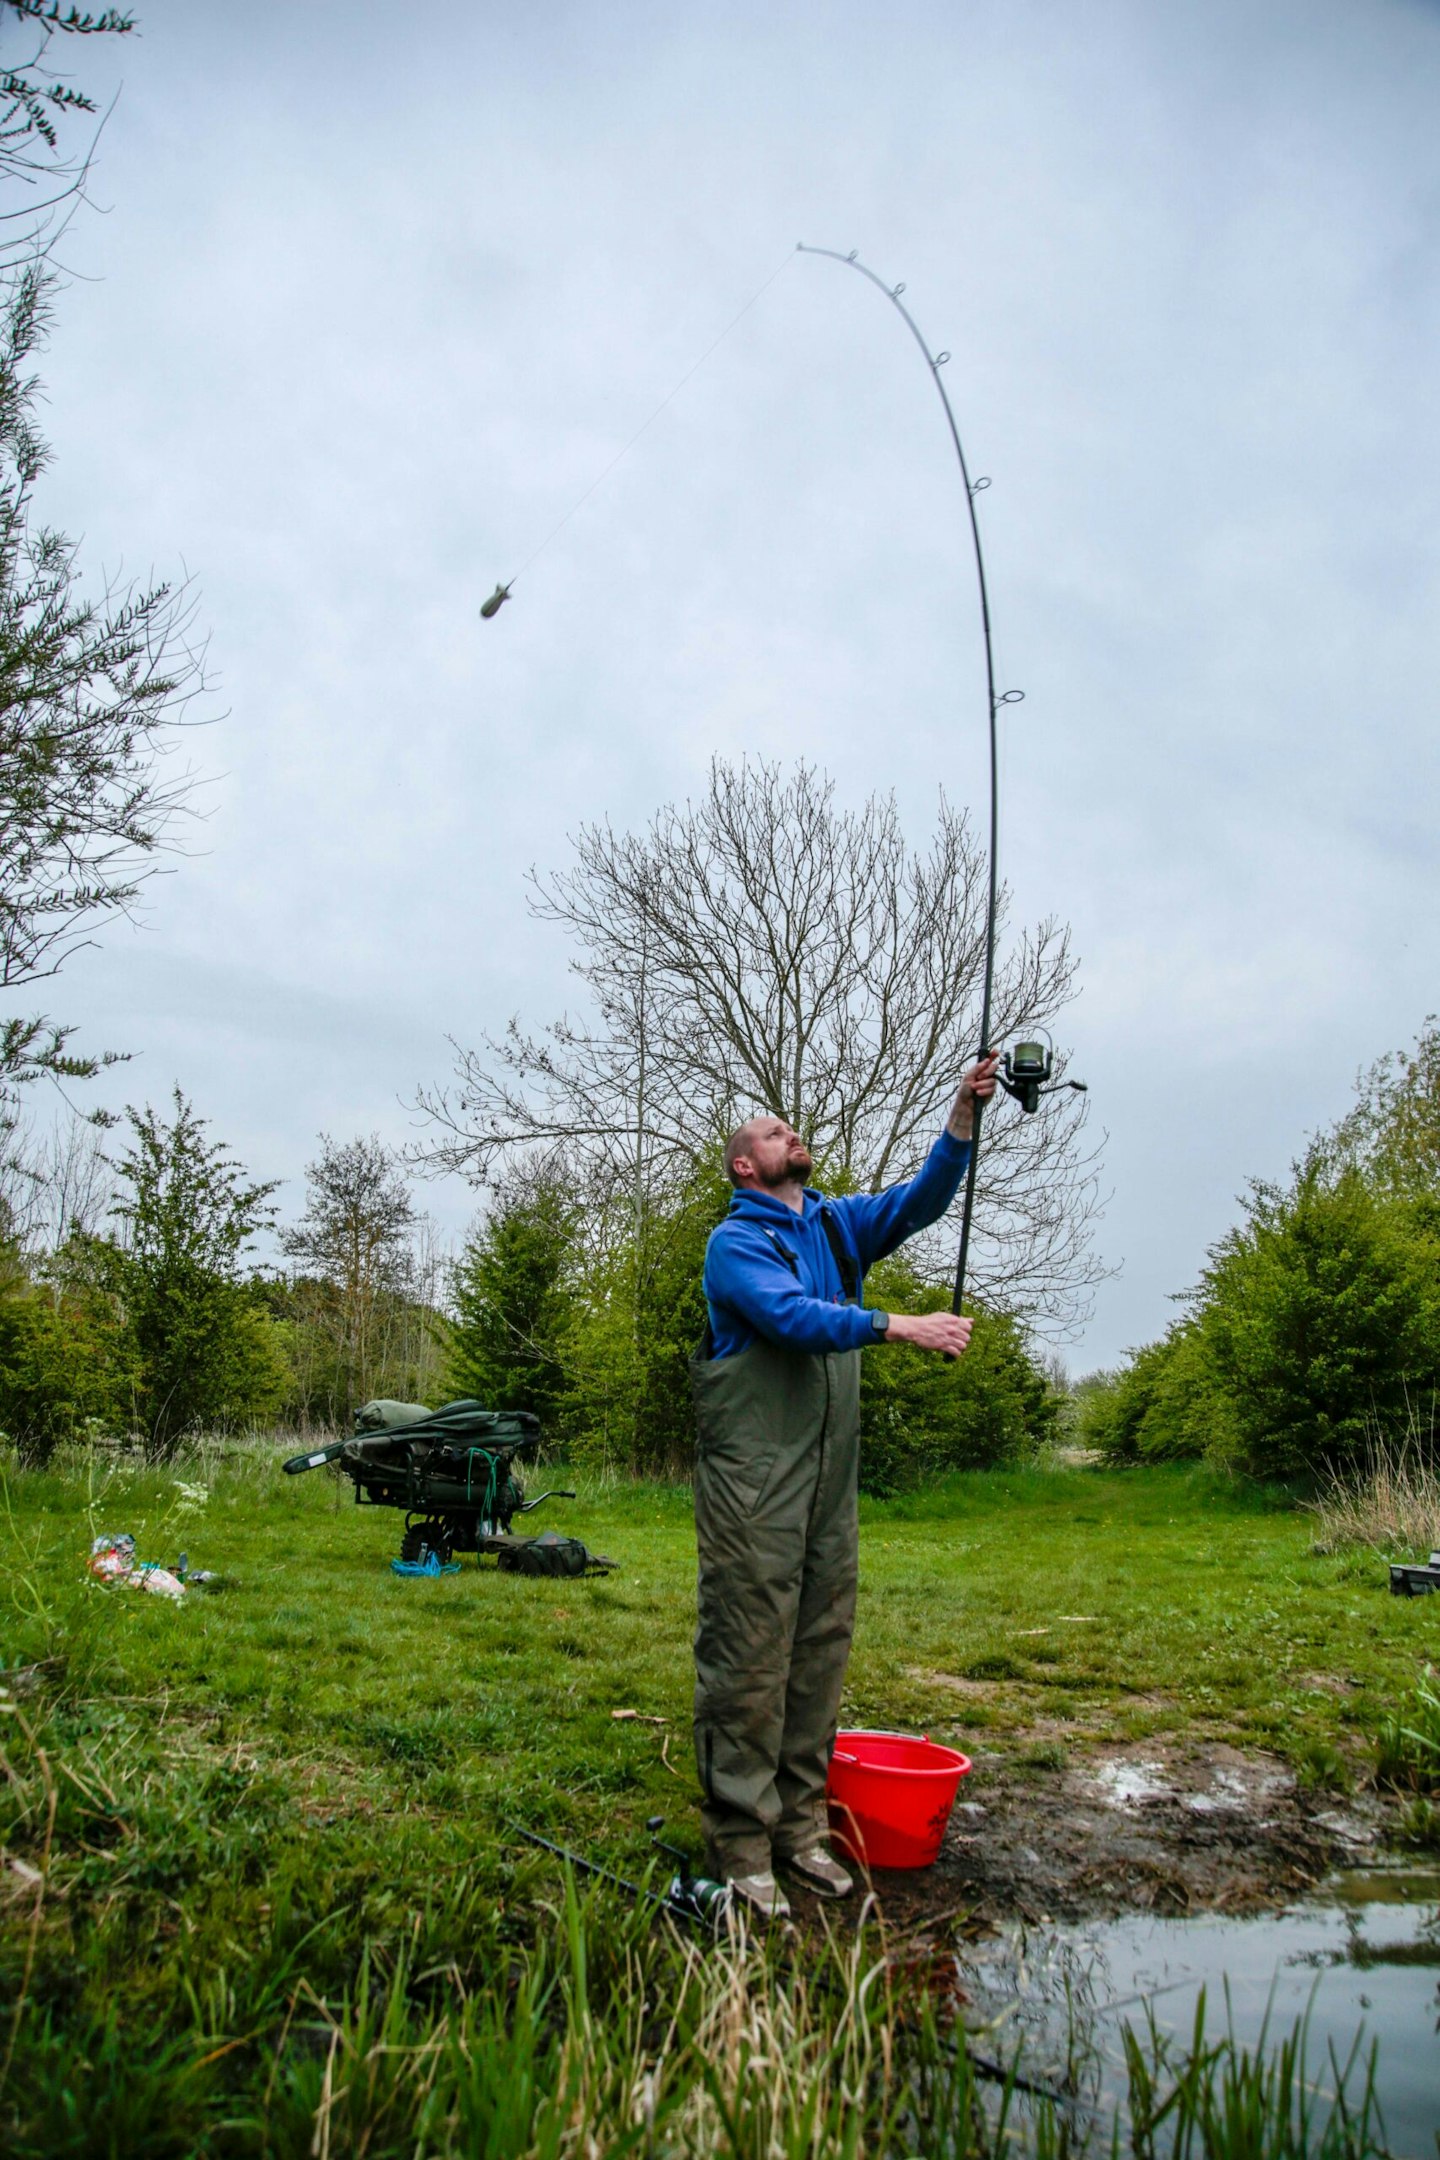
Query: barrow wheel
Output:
[[400, 1521, 452, 1566]]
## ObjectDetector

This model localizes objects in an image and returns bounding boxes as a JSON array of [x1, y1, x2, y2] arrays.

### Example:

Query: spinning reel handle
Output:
[[998, 1037, 1087, 1116]]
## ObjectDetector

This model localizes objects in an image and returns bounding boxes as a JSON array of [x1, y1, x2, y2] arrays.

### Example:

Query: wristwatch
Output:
[[869, 1309, 891, 1338]]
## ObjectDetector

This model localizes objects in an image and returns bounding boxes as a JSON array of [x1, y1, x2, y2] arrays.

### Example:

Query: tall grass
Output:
[[1374, 1667, 1440, 1793], [0, 1671, 1389, 2159], [1, 1881, 1389, 2155], [1307, 1414, 1440, 1557], [1120, 1990, 1384, 2160]]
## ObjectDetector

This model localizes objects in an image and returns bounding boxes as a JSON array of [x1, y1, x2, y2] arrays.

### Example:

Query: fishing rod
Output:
[[479, 242, 1085, 1309], [796, 245, 1084, 1316], [514, 1819, 731, 1932], [515, 1823, 1091, 2114]]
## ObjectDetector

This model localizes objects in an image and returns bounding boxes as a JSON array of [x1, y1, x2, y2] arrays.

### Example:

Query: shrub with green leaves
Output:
[[0, 1094, 288, 1461], [1198, 1169, 1440, 1476], [1093, 1165, 1440, 1480], [1085, 1321, 1240, 1466], [561, 1165, 727, 1476], [0, 1255, 134, 1465], [858, 1255, 1056, 1494]]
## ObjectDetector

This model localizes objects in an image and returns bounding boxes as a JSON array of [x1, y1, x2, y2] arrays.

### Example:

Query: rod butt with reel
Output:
[[514, 1819, 731, 1934]]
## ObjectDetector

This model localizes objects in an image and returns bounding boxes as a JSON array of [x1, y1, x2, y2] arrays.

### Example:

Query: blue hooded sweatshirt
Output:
[[702, 1126, 972, 1359]]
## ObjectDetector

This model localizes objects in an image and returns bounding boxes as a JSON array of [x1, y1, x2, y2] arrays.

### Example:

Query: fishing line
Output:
[[482, 247, 796, 614]]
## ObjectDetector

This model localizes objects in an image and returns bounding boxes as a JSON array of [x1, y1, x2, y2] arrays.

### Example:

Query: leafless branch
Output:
[[415, 759, 1106, 1331]]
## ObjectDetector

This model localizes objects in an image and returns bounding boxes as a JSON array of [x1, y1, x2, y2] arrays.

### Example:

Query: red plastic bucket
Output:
[[826, 1729, 971, 1870]]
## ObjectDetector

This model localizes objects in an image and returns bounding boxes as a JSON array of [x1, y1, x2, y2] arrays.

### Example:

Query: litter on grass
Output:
[[87, 1534, 217, 1599], [88, 1534, 137, 1582]]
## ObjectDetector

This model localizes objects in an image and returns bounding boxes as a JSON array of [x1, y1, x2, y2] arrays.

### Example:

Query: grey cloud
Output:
[[9, 0, 1437, 1364]]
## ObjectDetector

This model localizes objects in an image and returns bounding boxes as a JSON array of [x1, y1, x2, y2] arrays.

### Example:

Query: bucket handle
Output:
[[832, 1730, 933, 1754], [837, 1728, 931, 1744], [831, 1734, 963, 1778]]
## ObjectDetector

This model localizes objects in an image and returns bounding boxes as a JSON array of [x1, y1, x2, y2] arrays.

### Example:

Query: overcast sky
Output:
[[10, 0, 1439, 1369]]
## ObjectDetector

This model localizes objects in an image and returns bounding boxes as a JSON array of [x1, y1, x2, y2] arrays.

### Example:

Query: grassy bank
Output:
[[2, 1448, 1434, 2153]]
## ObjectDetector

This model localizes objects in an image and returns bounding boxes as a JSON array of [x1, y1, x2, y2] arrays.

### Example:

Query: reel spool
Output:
[[999, 1033, 1088, 1116]]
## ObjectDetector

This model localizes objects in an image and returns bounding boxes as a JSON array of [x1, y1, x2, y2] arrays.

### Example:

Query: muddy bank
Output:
[[851, 1743, 1396, 1931]]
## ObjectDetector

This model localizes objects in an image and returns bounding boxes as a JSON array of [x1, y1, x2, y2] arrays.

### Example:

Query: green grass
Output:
[[1374, 1666, 1440, 1792], [855, 1465, 1440, 1766], [1, 1447, 1433, 2154]]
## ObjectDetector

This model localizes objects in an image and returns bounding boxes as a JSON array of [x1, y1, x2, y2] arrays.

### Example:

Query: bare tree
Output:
[[417, 759, 1104, 1329], [0, 1099, 111, 1255], [281, 1134, 436, 1416]]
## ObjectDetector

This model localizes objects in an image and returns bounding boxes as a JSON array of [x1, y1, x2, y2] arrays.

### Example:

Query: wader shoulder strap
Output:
[[697, 1217, 858, 1363], [696, 1224, 799, 1362], [819, 1207, 861, 1306], [766, 1212, 861, 1305]]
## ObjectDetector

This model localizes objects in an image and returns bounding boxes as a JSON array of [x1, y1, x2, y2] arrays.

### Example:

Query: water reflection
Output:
[[958, 1868, 1440, 2154]]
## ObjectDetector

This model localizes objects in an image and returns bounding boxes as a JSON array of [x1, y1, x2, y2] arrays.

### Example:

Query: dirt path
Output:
[[848, 1743, 1393, 1932]]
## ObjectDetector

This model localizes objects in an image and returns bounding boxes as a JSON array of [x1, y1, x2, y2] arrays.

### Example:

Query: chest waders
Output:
[[690, 1210, 862, 1874]]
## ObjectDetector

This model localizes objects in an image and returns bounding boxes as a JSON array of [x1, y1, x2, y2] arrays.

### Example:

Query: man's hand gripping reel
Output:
[[947, 1035, 1087, 1358]]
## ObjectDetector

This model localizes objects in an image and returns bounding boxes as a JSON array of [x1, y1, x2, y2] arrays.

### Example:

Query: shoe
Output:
[[777, 1846, 854, 1899], [723, 1869, 791, 1919]]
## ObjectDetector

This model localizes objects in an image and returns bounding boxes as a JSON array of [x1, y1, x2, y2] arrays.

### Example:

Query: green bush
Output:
[[1068, 1365, 1121, 1448], [1094, 1168, 1440, 1480], [0, 1266, 135, 1464], [857, 1256, 1056, 1494], [1082, 1337, 1171, 1463], [561, 1167, 726, 1477], [12, 1091, 292, 1459], [1199, 1170, 1440, 1476], [1085, 1322, 1240, 1466]]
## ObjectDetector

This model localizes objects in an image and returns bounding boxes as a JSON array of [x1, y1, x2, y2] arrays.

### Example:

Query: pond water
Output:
[[962, 1869, 1440, 2155]]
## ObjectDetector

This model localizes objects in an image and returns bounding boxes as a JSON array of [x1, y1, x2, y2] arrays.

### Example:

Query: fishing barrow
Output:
[[283, 1397, 615, 1576]]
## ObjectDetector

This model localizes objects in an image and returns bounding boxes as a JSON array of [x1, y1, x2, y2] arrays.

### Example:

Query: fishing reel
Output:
[[998, 1033, 1088, 1117], [646, 1816, 732, 1931]]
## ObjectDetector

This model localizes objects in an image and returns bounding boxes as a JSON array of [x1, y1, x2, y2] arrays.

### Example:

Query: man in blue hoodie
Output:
[[691, 1053, 1001, 1917]]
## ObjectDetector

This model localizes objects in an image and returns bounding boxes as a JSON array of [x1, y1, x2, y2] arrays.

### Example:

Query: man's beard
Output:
[[757, 1145, 812, 1188]]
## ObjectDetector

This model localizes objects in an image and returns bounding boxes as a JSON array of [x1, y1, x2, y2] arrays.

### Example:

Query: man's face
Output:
[[736, 1117, 813, 1189]]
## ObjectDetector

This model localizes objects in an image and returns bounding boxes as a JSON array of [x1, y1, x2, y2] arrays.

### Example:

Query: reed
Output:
[[1307, 1411, 1440, 1557], [1374, 1668, 1440, 1794]]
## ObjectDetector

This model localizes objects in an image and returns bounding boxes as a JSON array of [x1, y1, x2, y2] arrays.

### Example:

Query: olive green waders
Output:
[[690, 1333, 861, 1874]]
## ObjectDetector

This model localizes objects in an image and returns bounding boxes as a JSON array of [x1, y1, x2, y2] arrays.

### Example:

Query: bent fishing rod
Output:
[[796, 244, 1084, 1316], [479, 243, 1085, 1311]]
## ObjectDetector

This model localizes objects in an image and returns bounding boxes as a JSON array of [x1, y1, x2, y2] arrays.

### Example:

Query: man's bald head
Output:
[[724, 1115, 814, 1190], [724, 1118, 763, 1185]]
